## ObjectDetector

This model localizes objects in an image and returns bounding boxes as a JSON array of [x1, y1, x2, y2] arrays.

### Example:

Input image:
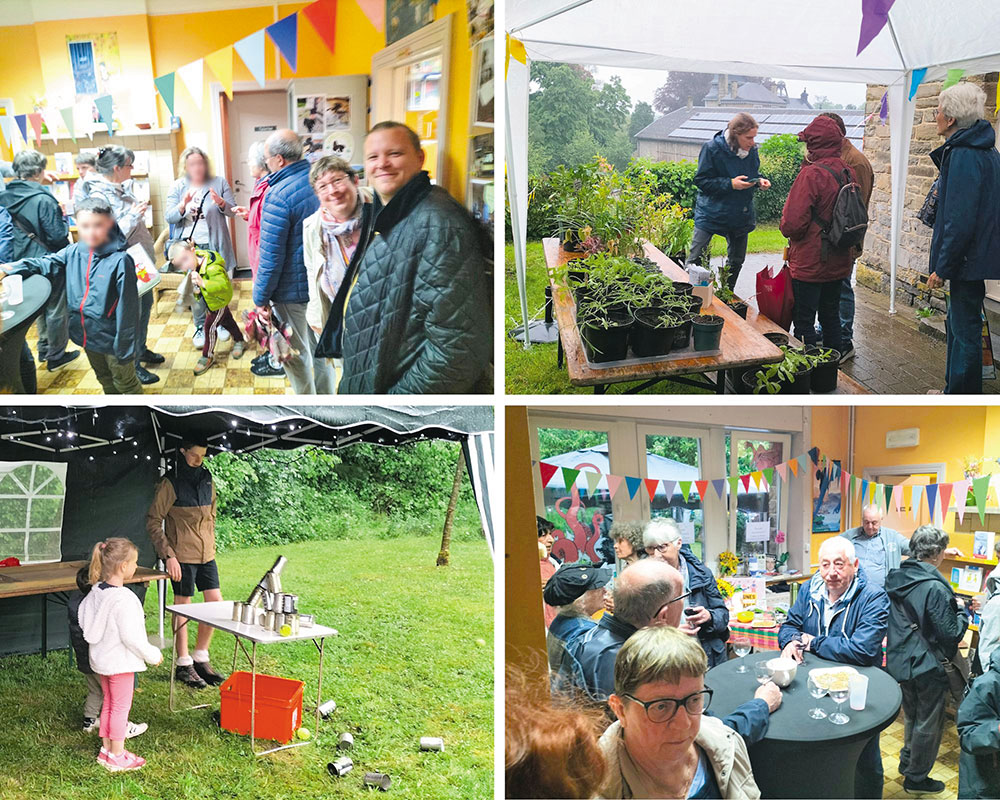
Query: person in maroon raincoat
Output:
[[779, 116, 859, 354]]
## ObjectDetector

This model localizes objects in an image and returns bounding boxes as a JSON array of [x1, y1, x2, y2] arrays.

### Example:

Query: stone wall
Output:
[[859, 74, 998, 309]]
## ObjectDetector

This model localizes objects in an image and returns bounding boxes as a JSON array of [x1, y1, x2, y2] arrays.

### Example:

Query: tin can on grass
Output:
[[419, 737, 445, 752], [364, 772, 392, 791], [337, 732, 354, 750], [318, 699, 337, 718], [328, 757, 353, 777]]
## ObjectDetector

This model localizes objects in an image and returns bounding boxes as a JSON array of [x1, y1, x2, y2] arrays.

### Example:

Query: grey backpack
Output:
[[811, 163, 868, 260]]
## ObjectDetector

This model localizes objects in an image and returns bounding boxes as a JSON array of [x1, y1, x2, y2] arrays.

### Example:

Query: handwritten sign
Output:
[[745, 520, 770, 543], [678, 521, 695, 544]]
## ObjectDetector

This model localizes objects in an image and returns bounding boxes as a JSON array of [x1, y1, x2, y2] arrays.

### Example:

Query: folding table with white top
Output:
[[166, 600, 338, 757]]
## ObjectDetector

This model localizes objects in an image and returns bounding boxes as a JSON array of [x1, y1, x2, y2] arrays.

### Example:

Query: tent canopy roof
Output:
[[509, 0, 1000, 85]]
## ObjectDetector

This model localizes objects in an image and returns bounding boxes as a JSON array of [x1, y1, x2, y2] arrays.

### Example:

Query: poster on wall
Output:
[[386, 0, 437, 44], [473, 38, 494, 125], [813, 459, 842, 533], [325, 97, 351, 131], [0, 461, 67, 564], [295, 95, 326, 135], [67, 33, 122, 103], [467, 0, 494, 44], [323, 131, 355, 163]]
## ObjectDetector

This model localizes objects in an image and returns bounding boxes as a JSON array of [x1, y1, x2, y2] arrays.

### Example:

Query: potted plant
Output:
[[578, 301, 633, 363], [631, 308, 685, 357], [805, 346, 841, 392], [742, 346, 820, 394], [692, 314, 725, 351], [712, 263, 749, 318], [672, 311, 697, 350]]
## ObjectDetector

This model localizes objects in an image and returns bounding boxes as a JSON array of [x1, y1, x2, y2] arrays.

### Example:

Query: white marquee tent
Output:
[[507, 0, 1000, 343]]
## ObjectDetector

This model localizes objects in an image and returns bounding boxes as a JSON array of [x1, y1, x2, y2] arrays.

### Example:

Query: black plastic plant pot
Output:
[[581, 314, 632, 363], [673, 313, 696, 351], [742, 370, 766, 394], [691, 315, 724, 351], [763, 332, 789, 347], [672, 283, 695, 297], [785, 366, 813, 394], [687, 296, 704, 314], [729, 300, 749, 319], [806, 347, 841, 393], [573, 286, 591, 307], [568, 268, 588, 284], [631, 308, 677, 358]]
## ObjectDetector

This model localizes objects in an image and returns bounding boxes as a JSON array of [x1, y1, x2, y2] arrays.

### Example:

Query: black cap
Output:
[[543, 563, 611, 606]]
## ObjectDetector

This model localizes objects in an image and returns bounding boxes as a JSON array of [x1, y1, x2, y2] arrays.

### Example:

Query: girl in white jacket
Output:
[[78, 537, 162, 772]]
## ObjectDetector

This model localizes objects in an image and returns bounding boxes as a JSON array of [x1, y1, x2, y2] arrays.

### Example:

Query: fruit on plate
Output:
[[736, 611, 754, 624]]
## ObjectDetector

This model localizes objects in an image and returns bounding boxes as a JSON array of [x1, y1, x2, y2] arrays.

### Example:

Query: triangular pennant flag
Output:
[[850, 474, 857, 500], [902, 484, 912, 515], [751, 471, 764, 491], [234, 29, 268, 89], [909, 67, 928, 101], [694, 480, 709, 502], [775, 462, 788, 481], [879, 91, 889, 124], [356, 0, 384, 31], [860, 479, 869, 504], [893, 484, 903, 513], [728, 477, 740, 497], [711, 479, 726, 500], [267, 13, 299, 73], [205, 45, 234, 101], [943, 68, 965, 90], [643, 478, 659, 502], [788, 459, 799, 477], [677, 481, 692, 503], [153, 73, 176, 116], [840, 469, 850, 496], [303, 0, 337, 55], [13, 114, 27, 144], [538, 462, 558, 487], [0, 117, 11, 148], [740, 474, 752, 492], [762, 468, 774, 488], [662, 479, 677, 499], [798, 454, 813, 474], [607, 474, 624, 500], [938, 482, 953, 522], [973, 475, 991, 523], [869, 481, 878, 506], [585, 471, 601, 498], [561, 467, 580, 491], [808, 447, 820, 465], [59, 106, 76, 142], [883, 483, 894, 513], [625, 476, 642, 500], [26, 113, 43, 146], [177, 59, 205, 110], [42, 110, 62, 144], [911, 485, 924, 521], [857, 0, 897, 55], [953, 480, 970, 524], [926, 484, 938, 521], [93, 95, 114, 135]]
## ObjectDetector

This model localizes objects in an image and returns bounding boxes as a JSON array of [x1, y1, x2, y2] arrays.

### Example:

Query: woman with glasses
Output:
[[601, 625, 760, 799], [303, 156, 376, 391], [644, 519, 731, 667]]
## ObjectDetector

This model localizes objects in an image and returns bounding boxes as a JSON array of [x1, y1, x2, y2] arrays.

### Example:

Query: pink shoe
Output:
[[97, 748, 109, 765], [103, 749, 145, 772]]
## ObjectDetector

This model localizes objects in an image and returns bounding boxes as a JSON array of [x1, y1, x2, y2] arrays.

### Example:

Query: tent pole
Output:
[[886, 77, 916, 317], [505, 73, 532, 350]]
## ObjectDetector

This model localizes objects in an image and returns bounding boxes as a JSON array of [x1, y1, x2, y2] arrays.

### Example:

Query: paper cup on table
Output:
[[3, 274, 22, 305], [849, 673, 869, 711]]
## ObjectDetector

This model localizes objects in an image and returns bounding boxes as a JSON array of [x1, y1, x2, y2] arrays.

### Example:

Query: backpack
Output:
[[811, 162, 868, 261]]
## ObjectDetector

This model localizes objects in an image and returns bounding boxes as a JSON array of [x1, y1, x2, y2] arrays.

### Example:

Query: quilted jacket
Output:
[[339, 172, 491, 394], [253, 158, 318, 307], [693, 130, 761, 236], [192, 249, 232, 312]]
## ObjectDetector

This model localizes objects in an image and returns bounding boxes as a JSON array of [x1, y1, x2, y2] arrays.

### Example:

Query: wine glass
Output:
[[829, 682, 850, 725], [807, 673, 828, 719], [754, 660, 773, 686], [733, 636, 751, 673]]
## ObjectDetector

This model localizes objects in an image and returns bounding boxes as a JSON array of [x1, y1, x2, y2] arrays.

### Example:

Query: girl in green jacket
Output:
[[168, 242, 244, 374]]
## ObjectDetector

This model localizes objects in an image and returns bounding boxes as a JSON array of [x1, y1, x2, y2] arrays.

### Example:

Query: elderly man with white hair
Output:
[[842, 504, 962, 588], [778, 535, 890, 798], [924, 81, 1000, 393], [644, 518, 731, 667]]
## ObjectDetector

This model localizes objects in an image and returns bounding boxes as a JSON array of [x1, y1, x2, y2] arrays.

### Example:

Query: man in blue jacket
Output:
[[253, 129, 332, 394], [778, 536, 889, 798]]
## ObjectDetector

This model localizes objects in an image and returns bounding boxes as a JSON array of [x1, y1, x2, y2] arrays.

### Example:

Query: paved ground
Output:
[[726, 253, 1000, 395]]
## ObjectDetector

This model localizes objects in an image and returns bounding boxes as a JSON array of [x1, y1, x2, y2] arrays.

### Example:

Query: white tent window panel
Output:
[[0, 462, 67, 564]]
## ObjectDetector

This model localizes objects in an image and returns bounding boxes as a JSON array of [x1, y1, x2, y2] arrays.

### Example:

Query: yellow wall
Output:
[[0, 2, 477, 200]]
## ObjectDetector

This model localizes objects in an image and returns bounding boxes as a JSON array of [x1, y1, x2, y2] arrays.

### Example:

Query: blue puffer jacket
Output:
[[777, 566, 889, 666], [929, 119, 1000, 282], [693, 131, 761, 236], [253, 159, 318, 307], [681, 545, 730, 668]]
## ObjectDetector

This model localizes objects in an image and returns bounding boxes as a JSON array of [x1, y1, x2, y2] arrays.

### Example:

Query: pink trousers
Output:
[[99, 673, 135, 741]]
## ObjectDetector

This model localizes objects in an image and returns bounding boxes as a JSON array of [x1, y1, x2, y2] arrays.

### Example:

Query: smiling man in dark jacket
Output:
[[925, 83, 1000, 394], [340, 122, 491, 394]]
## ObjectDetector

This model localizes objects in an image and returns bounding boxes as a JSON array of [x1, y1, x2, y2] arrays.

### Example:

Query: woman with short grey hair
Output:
[[87, 144, 162, 384], [925, 81, 1000, 393], [12, 150, 47, 180], [886, 523, 972, 793], [72, 152, 97, 207]]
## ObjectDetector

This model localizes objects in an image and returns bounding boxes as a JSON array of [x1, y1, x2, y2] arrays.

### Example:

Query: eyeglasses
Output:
[[315, 175, 353, 192], [623, 687, 713, 723], [645, 542, 678, 555], [652, 589, 691, 620]]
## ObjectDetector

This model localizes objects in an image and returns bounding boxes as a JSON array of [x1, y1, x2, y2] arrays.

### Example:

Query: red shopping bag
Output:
[[755, 262, 795, 331]]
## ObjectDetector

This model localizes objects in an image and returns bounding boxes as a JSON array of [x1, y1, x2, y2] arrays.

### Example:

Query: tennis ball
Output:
[[280, 624, 292, 637], [297, 727, 311, 740]]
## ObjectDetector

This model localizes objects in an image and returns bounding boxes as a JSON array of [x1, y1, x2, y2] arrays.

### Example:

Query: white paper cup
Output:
[[3, 274, 22, 305], [849, 673, 869, 711]]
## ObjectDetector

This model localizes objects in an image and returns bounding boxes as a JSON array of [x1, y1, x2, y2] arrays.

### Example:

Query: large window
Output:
[[641, 431, 704, 559], [727, 434, 791, 559]]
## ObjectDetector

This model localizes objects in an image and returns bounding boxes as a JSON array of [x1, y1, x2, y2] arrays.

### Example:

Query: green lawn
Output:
[[505, 227, 785, 394], [0, 538, 493, 800]]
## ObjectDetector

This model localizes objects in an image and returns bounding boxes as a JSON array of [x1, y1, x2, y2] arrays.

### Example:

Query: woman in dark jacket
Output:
[[958, 647, 1000, 798], [925, 82, 1000, 394], [779, 116, 858, 355], [642, 518, 729, 667], [886, 525, 971, 795], [686, 112, 771, 290]]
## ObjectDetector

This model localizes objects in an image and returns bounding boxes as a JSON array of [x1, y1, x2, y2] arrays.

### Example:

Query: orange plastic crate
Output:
[[219, 671, 304, 744]]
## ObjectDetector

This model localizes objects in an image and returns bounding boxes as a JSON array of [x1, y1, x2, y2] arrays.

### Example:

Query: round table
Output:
[[708, 653, 901, 799], [0, 275, 51, 393]]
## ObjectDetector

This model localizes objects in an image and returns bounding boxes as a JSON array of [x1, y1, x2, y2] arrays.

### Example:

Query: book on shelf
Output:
[[958, 565, 984, 593], [973, 530, 996, 559], [53, 152, 74, 176]]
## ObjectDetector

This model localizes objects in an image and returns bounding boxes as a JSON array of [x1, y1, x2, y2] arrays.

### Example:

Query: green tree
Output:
[[628, 101, 655, 143]]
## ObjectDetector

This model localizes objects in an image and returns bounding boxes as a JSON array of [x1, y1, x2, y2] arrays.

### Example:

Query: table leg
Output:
[[250, 641, 257, 758], [231, 637, 239, 674], [716, 370, 728, 394], [168, 611, 178, 712], [41, 594, 47, 658], [556, 336, 563, 370], [315, 638, 325, 739], [593, 384, 606, 394]]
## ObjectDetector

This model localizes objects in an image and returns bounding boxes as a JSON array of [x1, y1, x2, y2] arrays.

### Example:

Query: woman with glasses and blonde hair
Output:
[[644, 519, 731, 667], [601, 625, 760, 799]]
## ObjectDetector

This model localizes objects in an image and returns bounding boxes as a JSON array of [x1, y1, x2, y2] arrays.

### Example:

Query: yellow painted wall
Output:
[[0, 26, 44, 116]]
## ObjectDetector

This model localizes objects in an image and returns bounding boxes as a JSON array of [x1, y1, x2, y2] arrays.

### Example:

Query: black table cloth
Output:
[[0, 275, 50, 393]]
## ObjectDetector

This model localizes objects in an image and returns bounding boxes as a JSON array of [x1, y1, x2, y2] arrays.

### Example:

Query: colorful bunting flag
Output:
[[728, 477, 740, 498], [840, 469, 850, 496], [0, 117, 11, 148], [808, 447, 820, 465], [694, 480, 709, 502], [42, 110, 62, 144], [788, 459, 799, 478], [740, 474, 752, 493], [911, 485, 924, 521], [926, 483, 938, 521], [775, 462, 788, 482], [59, 106, 76, 142], [153, 73, 176, 116], [26, 113, 43, 146], [625, 476, 642, 500], [883, 483, 893, 513], [857, 0, 897, 56], [798, 454, 813, 474], [205, 45, 234, 101], [909, 67, 927, 101], [267, 13, 299, 73], [892, 483, 903, 513], [677, 481, 692, 503], [13, 114, 27, 144], [902, 484, 912, 515], [643, 478, 659, 502], [850, 473, 857, 500], [953, 479, 970, 524], [585, 471, 601, 498], [860, 479, 869, 504], [303, 0, 337, 55], [943, 68, 965, 90], [662, 479, 676, 499], [762, 467, 774, 487], [938, 482, 953, 520], [538, 462, 558, 487], [607, 474, 624, 500], [973, 475, 991, 523], [177, 59, 205, 110], [879, 91, 888, 125], [751, 471, 764, 491], [234, 29, 268, 89], [561, 467, 579, 490], [711, 479, 726, 500], [94, 95, 114, 135]]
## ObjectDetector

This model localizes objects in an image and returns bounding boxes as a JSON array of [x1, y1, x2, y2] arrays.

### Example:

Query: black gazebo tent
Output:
[[0, 405, 494, 657]]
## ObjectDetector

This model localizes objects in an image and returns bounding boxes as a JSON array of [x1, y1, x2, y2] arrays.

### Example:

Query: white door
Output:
[[227, 90, 288, 267]]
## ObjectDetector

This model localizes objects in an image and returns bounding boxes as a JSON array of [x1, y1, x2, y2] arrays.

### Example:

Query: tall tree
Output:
[[628, 101, 655, 143], [653, 71, 714, 114]]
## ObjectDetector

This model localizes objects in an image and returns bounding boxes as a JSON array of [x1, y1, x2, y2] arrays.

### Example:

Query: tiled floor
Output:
[[881, 709, 960, 799], [27, 278, 294, 395]]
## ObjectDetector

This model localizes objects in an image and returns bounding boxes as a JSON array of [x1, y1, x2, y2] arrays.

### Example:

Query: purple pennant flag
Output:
[[879, 91, 888, 125], [711, 478, 726, 499], [857, 0, 897, 56], [662, 479, 677, 498]]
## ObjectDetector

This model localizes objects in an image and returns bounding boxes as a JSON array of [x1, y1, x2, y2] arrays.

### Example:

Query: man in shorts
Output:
[[146, 437, 225, 689]]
